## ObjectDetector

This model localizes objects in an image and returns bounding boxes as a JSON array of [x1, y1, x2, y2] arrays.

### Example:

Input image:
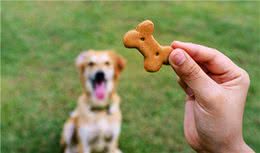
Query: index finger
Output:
[[171, 41, 237, 75]]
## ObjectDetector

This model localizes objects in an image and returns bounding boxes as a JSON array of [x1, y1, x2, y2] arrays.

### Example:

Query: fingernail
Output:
[[171, 41, 180, 48], [186, 87, 194, 96], [171, 49, 186, 66], [173, 40, 181, 44]]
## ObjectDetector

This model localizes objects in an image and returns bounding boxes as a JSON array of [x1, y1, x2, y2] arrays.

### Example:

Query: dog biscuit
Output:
[[123, 20, 172, 72]]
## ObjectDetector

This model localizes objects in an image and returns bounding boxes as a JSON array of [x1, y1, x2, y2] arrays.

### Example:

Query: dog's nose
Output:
[[95, 71, 105, 82]]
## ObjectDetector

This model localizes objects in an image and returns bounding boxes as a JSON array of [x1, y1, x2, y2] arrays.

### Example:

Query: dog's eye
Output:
[[140, 37, 145, 41], [105, 61, 110, 66], [88, 62, 95, 67]]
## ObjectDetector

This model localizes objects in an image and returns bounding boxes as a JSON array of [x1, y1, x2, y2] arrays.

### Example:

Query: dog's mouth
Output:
[[91, 71, 107, 101]]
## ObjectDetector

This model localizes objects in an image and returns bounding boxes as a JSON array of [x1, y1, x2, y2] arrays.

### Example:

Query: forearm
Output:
[[231, 142, 255, 153], [197, 142, 255, 153]]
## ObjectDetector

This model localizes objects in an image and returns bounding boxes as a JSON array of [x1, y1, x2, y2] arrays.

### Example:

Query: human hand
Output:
[[169, 41, 254, 153]]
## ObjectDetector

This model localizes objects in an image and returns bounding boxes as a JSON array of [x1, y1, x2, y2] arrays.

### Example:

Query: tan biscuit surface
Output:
[[123, 20, 172, 72]]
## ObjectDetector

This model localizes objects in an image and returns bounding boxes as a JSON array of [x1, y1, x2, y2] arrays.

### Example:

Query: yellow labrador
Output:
[[61, 50, 126, 153]]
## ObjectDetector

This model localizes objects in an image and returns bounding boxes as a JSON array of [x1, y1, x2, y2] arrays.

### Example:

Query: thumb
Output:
[[169, 48, 218, 97]]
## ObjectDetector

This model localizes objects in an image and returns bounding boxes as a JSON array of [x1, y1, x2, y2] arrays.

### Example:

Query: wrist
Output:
[[196, 140, 254, 153], [237, 142, 255, 153], [221, 140, 254, 153]]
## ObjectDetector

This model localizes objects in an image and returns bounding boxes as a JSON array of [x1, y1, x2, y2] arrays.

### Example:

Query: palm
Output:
[[183, 73, 229, 151], [183, 96, 209, 151]]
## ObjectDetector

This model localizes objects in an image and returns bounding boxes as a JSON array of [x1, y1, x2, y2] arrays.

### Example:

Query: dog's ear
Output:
[[75, 51, 90, 93], [75, 51, 89, 72], [116, 54, 126, 74], [111, 52, 126, 80], [136, 20, 154, 35]]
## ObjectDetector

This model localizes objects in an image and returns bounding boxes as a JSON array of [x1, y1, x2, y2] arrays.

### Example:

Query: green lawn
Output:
[[1, 1, 260, 153]]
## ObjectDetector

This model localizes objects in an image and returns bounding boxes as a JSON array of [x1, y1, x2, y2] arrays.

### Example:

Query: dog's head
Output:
[[76, 50, 126, 106]]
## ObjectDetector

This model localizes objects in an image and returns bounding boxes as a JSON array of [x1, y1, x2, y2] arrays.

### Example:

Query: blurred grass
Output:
[[1, 1, 260, 153]]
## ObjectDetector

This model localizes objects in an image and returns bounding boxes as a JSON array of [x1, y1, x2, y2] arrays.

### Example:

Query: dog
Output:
[[61, 50, 126, 153]]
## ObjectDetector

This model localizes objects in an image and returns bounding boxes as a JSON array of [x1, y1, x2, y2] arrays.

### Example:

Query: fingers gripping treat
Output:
[[123, 20, 172, 72]]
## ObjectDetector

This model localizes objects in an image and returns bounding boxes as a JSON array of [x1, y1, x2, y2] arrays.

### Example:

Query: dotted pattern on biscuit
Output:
[[123, 20, 172, 72]]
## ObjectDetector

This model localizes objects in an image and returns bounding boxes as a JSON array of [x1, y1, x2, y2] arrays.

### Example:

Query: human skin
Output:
[[168, 41, 255, 153]]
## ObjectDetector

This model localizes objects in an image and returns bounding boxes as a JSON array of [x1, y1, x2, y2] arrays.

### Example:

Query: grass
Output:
[[1, 1, 260, 153]]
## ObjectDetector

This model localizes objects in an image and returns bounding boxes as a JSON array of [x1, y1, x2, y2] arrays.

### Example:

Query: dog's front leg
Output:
[[78, 127, 91, 153], [107, 126, 122, 153], [78, 143, 90, 153], [107, 139, 122, 153]]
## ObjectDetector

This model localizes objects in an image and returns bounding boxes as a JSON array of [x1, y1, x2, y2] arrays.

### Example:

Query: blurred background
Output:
[[1, 1, 260, 153]]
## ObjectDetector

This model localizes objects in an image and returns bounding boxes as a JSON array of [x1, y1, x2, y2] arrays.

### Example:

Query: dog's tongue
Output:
[[94, 82, 105, 100]]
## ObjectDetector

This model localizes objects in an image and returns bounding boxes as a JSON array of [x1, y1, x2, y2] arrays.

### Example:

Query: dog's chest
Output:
[[79, 115, 120, 146]]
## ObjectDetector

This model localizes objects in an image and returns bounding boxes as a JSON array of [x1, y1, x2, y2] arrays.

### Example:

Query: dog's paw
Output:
[[115, 149, 122, 153]]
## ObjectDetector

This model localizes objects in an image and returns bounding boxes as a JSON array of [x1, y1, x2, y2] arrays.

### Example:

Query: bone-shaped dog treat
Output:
[[123, 20, 172, 72]]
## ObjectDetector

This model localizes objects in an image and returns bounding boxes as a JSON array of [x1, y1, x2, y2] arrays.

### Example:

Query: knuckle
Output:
[[211, 48, 219, 53], [240, 68, 250, 87], [181, 63, 201, 81]]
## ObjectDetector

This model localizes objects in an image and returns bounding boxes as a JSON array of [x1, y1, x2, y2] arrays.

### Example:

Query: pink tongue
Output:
[[94, 82, 105, 100]]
